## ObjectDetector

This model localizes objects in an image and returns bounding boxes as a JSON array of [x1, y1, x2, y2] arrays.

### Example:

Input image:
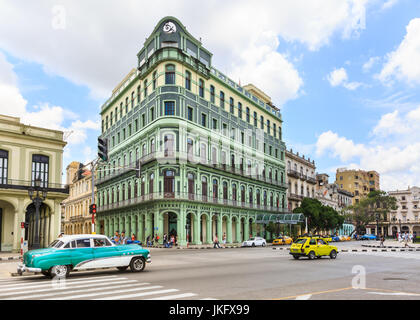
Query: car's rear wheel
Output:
[[293, 255, 300, 260], [308, 251, 316, 260], [330, 250, 337, 259], [117, 266, 128, 272], [262, 242, 266, 247], [130, 257, 145, 272], [50, 265, 70, 279]]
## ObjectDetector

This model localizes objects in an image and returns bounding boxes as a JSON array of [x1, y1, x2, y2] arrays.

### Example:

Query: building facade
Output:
[[96, 17, 288, 246], [285, 149, 317, 211], [385, 187, 420, 237], [61, 161, 95, 235], [315, 173, 354, 235], [0, 114, 68, 252], [335, 168, 380, 205]]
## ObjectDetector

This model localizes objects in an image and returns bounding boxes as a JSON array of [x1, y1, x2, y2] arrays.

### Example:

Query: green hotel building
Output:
[[96, 17, 292, 246]]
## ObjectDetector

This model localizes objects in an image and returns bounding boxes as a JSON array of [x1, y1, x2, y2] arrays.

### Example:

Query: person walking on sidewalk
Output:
[[213, 234, 221, 248], [380, 234, 385, 247]]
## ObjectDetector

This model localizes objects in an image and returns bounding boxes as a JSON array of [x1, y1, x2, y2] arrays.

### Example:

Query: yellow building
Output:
[[61, 161, 96, 235], [335, 168, 380, 205], [0, 114, 68, 252]]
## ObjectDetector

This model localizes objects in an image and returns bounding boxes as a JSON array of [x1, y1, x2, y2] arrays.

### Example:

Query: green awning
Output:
[[255, 213, 304, 225]]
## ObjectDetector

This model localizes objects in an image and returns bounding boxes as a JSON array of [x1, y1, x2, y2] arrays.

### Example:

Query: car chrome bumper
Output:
[[17, 264, 42, 275]]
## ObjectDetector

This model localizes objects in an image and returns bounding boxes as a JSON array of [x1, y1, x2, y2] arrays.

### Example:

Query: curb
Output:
[[0, 256, 21, 261]]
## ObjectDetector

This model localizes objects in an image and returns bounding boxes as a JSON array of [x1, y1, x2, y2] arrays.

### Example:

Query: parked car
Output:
[[360, 234, 377, 240], [242, 237, 266, 247], [17, 234, 151, 278], [290, 236, 338, 260], [339, 235, 351, 241], [272, 236, 293, 245], [331, 235, 341, 242]]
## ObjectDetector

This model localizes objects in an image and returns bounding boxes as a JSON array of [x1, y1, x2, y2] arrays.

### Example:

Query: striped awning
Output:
[[255, 213, 305, 225]]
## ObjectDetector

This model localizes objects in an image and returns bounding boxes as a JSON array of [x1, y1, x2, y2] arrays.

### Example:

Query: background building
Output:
[[285, 149, 317, 211], [96, 17, 289, 246], [387, 187, 420, 237], [0, 114, 68, 251], [315, 173, 354, 235], [61, 161, 96, 235], [335, 168, 380, 205]]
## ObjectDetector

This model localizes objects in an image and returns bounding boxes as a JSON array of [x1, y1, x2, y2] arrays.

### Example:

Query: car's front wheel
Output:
[[50, 265, 70, 279], [330, 250, 337, 259], [130, 257, 146, 272], [252, 243, 256, 247], [262, 242, 266, 247]]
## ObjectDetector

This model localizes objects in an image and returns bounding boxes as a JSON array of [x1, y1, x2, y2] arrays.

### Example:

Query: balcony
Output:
[[288, 193, 304, 201], [0, 178, 69, 194], [287, 169, 300, 179], [97, 151, 288, 189], [97, 192, 289, 214]]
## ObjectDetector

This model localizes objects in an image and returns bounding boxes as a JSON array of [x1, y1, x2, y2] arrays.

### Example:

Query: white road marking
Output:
[[97, 288, 179, 300], [147, 293, 197, 300], [47, 285, 164, 300], [0, 277, 127, 292], [7, 282, 150, 300], [0, 275, 119, 288], [368, 291, 420, 296]]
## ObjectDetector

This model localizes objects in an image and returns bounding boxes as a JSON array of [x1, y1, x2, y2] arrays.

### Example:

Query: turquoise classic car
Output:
[[17, 234, 151, 278]]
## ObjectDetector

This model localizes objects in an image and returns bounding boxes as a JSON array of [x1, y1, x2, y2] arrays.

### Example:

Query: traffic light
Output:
[[89, 203, 97, 214], [98, 137, 108, 162]]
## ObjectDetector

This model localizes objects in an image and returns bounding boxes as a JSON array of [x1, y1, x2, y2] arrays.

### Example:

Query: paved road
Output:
[[1, 245, 420, 300]]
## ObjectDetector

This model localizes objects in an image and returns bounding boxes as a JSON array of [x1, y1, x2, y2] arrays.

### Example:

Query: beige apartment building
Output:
[[335, 168, 380, 205], [0, 114, 68, 252], [61, 161, 96, 235], [386, 187, 420, 237], [285, 149, 317, 211]]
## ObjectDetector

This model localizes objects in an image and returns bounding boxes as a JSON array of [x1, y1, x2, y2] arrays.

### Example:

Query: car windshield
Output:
[[248, 238, 255, 241], [295, 238, 307, 244], [48, 240, 64, 248]]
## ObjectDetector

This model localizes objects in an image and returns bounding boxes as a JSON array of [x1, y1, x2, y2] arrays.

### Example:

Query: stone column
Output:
[[244, 218, 250, 242], [227, 216, 233, 244], [193, 213, 201, 245], [235, 218, 241, 243], [206, 214, 212, 244], [217, 214, 223, 241], [154, 211, 163, 244], [137, 213, 144, 242], [177, 209, 187, 246]]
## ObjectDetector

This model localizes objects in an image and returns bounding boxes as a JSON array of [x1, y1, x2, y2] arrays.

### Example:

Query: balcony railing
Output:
[[0, 178, 69, 193], [289, 193, 304, 201], [97, 151, 288, 189], [98, 191, 289, 213]]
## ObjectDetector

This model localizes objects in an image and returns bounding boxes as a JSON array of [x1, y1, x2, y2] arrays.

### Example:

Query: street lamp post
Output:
[[28, 177, 47, 250], [376, 213, 380, 238]]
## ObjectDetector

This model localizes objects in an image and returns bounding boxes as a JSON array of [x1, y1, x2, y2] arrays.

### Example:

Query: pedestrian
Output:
[[131, 233, 136, 241], [213, 234, 221, 248], [398, 232, 402, 243], [409, 232, 413, 243], [120, 231, 127, 244], [146, 235, 152, 247], [222, 232, 226, 246], [163, 233, 168, 247], [170, 235, 175, 248], [380, 234, 385, 247], [404, 232, 410, 248], [112, 231, 120, 245]]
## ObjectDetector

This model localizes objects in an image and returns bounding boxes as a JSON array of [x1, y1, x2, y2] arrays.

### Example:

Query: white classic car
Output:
[[241, 237, 267, 247], [18, 234, 151, 278]]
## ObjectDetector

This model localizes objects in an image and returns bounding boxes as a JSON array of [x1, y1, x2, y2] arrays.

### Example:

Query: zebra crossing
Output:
[[0, 274, 215, 300]]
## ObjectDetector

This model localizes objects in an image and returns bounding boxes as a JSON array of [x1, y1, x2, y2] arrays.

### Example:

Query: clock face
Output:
[[163, 22, 176, 34]]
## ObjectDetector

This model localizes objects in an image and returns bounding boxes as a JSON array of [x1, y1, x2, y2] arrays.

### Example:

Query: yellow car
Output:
[[289, 237, 338, 260], [272, 236, 293, 245]]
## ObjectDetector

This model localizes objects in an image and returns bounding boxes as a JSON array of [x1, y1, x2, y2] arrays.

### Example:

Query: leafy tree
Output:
[[348, 190, 398, 234]]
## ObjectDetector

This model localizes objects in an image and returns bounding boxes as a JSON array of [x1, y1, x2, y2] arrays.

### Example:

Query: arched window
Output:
[[0, 149, 9, 184], [165, 64, 175, 84], [149, 173, 154, 195], [199, 79, 204, 98], [152, 71, 157, 90], [164, 170, 175, 197], [232, 183, 237, 203], [32, 154, 49, 188], [249, 188, 253, 206], [212, 147, 217, 166], [256, 189, 261, 206], [200, 143, 207, 163], [150, 139, 155, 153], [127, 182, 131, 200], [188, 173, 194, 199], [223, 181, 228, 201], [187, 138, 194, 161], [213, 179, 218, 200], [164, 134, 175, 157], [201, 176, 208, 201], [241, 186, 245, 204], [185, 71, 191, 90]]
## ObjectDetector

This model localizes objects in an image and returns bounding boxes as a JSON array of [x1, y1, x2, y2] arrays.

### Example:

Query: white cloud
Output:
[[0, 53, 98, 149], [378, 18, 420, 86], [381, 0, 399, 10], [316, 106, 420, 191], [362, 56, 380, 72], [327, 67, 363, 90], [0, 0, 371, 105]]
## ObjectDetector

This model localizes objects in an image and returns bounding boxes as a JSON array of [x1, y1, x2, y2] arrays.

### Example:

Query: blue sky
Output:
[[0, 0, 419, 190]]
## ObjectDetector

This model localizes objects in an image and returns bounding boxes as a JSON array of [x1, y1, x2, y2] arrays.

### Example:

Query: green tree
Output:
[[348, 190, 398, 234]]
